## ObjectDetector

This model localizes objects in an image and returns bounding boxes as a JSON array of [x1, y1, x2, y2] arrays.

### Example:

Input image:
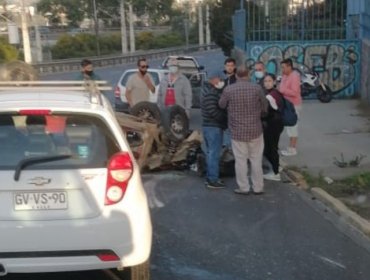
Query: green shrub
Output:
[[0, 37, 19, 62], [51, 31, 185, 59], [136, 31, 155, 50], [151, 32, 183, 49]]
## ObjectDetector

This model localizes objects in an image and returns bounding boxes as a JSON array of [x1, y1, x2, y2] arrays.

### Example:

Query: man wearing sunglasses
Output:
[[125, 58, 155, 107]]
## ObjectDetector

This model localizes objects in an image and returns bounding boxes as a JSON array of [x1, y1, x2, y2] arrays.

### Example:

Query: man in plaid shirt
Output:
[[219, 67, 267, 195]]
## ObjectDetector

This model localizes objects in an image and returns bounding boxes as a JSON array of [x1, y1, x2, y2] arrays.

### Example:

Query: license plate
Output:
[[14, 191, 68, 211]]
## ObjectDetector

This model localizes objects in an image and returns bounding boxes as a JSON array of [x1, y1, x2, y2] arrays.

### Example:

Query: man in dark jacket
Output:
[[224, 57, 237, 86], [201, 70, 228, 189], [76, 59, 102, 81]]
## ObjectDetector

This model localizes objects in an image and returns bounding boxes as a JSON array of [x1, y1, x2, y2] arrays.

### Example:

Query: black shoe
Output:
[[206, 181, 225, 189], [217, 179, 225, 186]]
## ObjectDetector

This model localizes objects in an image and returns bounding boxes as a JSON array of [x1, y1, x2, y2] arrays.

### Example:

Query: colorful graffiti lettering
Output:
[[247, 41, 360, 97]]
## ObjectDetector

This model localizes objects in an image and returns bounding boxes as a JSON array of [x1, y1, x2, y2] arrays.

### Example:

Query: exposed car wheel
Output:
[[130, 101, 161, 123], [116, 259, 150, 280], [317, 85, 333, 103], [161, 105, 189, 142]]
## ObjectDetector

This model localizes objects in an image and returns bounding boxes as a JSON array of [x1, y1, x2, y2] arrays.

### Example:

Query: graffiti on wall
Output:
[[247, 41, 360, 97], [361, 41, 370, 102]]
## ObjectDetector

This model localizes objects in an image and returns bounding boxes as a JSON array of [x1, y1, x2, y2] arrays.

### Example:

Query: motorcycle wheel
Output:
[[317, 86, 333, 103]]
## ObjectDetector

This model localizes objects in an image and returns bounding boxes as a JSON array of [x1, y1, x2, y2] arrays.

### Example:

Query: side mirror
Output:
[[199, 65, 205, 71]]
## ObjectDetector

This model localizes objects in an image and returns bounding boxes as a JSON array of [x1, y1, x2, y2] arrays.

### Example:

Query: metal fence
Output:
[[245, 0, 347, 42]]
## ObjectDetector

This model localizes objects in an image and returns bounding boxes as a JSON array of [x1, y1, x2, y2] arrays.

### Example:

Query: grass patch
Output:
[[299, 170, 370, 220]]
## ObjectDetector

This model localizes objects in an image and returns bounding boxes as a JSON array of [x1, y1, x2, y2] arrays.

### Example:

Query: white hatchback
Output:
[[114, 69, 169, 112], [0, 81, 152, 279]]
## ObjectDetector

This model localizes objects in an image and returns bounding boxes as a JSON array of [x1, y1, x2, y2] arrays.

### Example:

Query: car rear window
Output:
[[0, 113, 120, 170], [164, 58, 198, 69], [121, 71, 160, 86]]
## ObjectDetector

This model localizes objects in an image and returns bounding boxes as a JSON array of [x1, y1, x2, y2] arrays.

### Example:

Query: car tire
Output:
[[129, 101, 161, 123], [115, 259, 150, 280], [161, 105, 189, 142]]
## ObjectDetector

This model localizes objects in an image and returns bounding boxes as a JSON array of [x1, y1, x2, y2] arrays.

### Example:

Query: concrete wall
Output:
[[245, 40, 360, 98], [361, 39, 370, 103]]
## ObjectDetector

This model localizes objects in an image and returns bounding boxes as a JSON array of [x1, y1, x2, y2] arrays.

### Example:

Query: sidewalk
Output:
[[280, 99, 370, 180]]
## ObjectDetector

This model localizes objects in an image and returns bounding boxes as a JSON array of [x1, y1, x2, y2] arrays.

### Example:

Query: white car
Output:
[[0, 81, 152, 279], [114, 68, 169, 112]]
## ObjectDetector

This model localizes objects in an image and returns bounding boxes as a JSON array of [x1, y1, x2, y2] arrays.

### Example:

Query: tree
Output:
[[37, 0, 175, 27], [209, 0, 240, 56], [37, 0, 86, 27], [130, 0, 174, 24]]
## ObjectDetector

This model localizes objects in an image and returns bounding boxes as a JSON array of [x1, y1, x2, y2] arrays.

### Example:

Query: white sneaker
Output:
[[281, 147, 297, 156], [263, 172, 281, 181]]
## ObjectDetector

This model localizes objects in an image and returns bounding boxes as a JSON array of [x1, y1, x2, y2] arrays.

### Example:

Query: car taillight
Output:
[[19, 109, 51, 115], [114, 85, 121, 98], [97, 252, 120, 262], [105, 152, 133, 205]]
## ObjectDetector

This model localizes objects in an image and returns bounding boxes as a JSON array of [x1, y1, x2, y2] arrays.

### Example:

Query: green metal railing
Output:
[[245, 0, 346, 42]]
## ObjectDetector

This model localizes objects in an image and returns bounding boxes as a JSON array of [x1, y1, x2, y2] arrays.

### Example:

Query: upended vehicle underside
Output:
[[122, 101, 235, 177], [119, 101, 202, 172]]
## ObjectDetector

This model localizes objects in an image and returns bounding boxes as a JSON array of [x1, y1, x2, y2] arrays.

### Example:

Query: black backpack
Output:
[[278, 94, 298, 126]]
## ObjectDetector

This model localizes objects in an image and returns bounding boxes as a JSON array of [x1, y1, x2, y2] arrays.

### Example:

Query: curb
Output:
[[311, 187, 370, 237], [284, 166, 370, 238]]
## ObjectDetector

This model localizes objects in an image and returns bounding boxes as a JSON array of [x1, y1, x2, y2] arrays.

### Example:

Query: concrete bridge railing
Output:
[[33, 44, 218, 75]]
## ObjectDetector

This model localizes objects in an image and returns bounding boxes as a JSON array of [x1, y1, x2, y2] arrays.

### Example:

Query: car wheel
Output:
[[317, 85, 333, 103], [129, 101, 161, 123], [115, 259, 150, 280], [161, 105, 189, 142]]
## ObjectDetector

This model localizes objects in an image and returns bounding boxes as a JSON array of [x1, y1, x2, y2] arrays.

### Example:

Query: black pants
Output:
[[264, 121, 284, 174]]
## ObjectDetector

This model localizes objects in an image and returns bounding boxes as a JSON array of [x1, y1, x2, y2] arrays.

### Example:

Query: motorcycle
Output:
[[300, 70, 333, 103], [276, 69, 333, 103]]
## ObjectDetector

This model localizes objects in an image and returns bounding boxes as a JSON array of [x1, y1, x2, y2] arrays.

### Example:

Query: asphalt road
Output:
[[6, 50, 370, 279]]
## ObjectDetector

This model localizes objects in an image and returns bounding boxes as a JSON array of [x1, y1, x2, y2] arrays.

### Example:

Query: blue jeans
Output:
[[203, 126, 223, 183], [223, 129, 231, 148]]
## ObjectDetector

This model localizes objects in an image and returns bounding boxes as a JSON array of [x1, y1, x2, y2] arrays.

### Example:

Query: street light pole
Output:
[[20, 0, 32, 63], [198, 1, 204, 45], [120, 0, 128, 54], [205, 4, 211, 47], [92, 0, 100, 56]]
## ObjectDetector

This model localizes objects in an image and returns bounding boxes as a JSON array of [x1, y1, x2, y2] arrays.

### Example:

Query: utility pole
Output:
[[120, 0, 128, 53], [184, 18, 189, 49], [198, 1, 204, 45], [128, 3, 135, 53], [92, 0, 100, 56], [30, 6, 43, 62], [205, 4, 211, 47], [20, 0, 32, 63]]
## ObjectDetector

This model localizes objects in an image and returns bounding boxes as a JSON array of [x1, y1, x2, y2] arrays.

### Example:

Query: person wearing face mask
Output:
[[125, 58, 155, 107], [261, 74, 284, 181], [77, 59, 101, 80], [201, 70, 228, 189], [254, 61, 266, 86], [158, 59, 192, 117]]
